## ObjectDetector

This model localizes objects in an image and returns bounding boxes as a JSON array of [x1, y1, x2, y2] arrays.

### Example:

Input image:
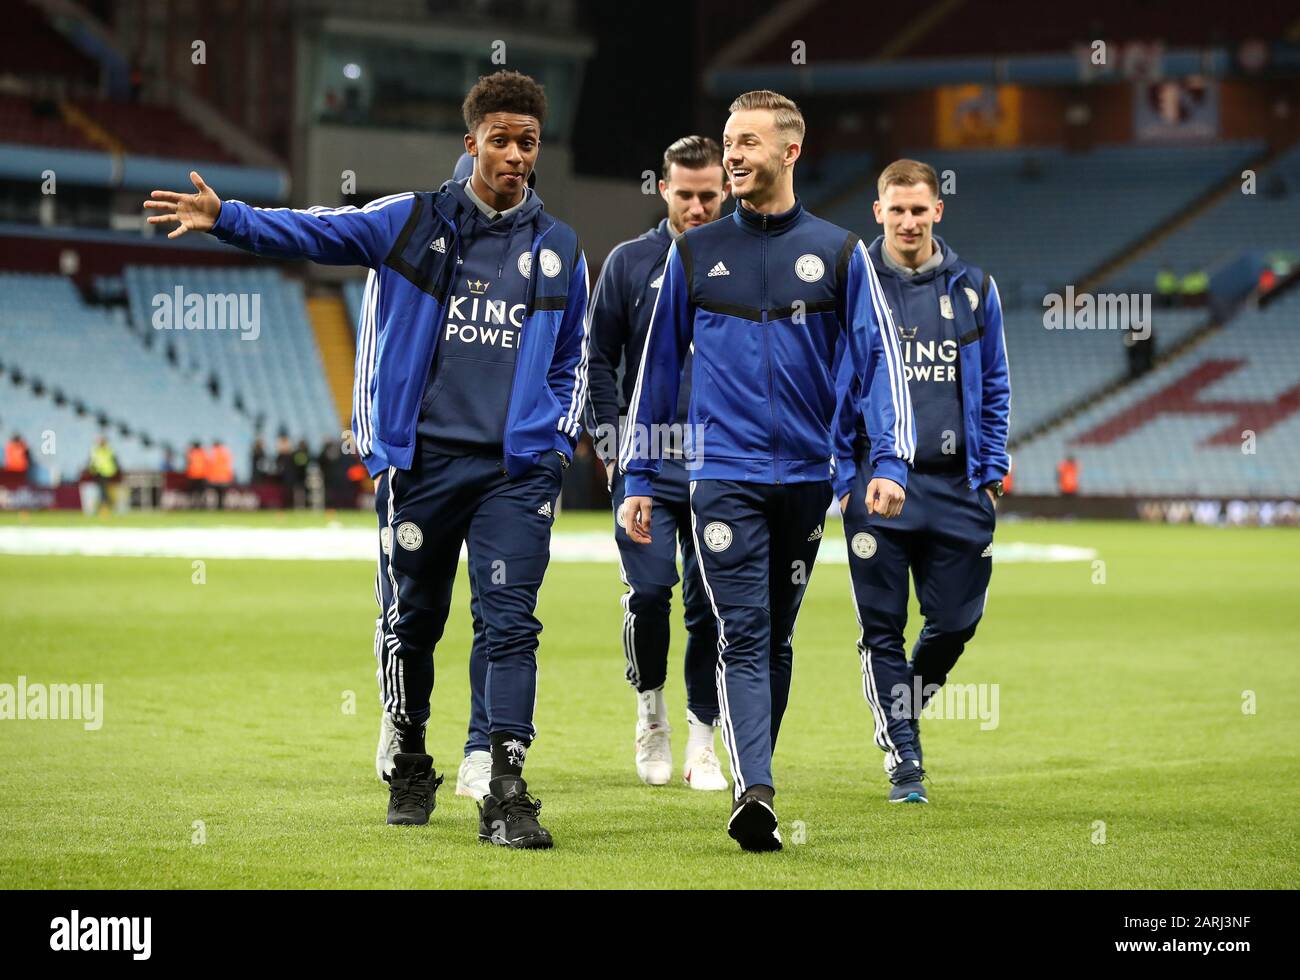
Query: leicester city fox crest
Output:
[[396, 522, 423, 551], [851, 531, 877, 559], [703, 522, 733, 552]]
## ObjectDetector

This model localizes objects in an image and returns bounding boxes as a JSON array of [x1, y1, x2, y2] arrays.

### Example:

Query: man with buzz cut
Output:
[[145, 70, 590, 849], [585, 135, 730, 792], [834, 159, 1010, 804], [620, 91, 914, 852]]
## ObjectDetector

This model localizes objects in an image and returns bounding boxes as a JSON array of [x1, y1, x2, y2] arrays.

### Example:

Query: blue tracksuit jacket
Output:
[[208, 184, 589, 478], [618, 198, 914, 497], [833, 235, 1010, 498], [584, 218, 692, 461]]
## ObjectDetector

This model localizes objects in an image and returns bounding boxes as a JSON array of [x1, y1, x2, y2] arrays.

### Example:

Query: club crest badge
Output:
[[939, 295, 955, 319], [795, 253, 824, 283], [851, 531, 877, 559], [396, 522, 423, 551], [964, 286, 980, 311], [540, 248, 562, 278], [703, 522, 733, 552], [517, 252, 532, 279]]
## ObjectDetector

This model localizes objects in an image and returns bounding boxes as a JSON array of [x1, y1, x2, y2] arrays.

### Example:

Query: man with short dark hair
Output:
[[621, 91, 914, 851], [835, 158, 1010, 804], [586, 135, 730, 792], [145, 70, 590, 849]]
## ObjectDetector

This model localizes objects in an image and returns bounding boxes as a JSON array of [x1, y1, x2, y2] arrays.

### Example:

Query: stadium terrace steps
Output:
[[1009, 290, 1300, 497], [306, 294, 355, 431], [1, 376, 154, 484], [0, 271, 251, 477], [1008, 309, 1220, 448], [122, 266, 338, 455], [1102, 138, 1300, 294], [57, 100, 125, 155], [1082, 140, 1291, 296]]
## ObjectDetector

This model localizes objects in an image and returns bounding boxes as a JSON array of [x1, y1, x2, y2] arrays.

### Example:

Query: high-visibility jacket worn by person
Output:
[[619, 198, 914, 495]]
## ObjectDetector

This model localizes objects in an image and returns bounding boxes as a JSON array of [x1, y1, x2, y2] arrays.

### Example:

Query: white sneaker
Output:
[[683, 744, 728, 791], [455, 750, 492, 801], [375, 713, 400, 781], [635, 721, 672, 785]]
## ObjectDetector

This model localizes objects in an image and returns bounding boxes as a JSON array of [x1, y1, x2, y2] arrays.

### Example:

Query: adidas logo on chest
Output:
[[707, 262, 730, 277]]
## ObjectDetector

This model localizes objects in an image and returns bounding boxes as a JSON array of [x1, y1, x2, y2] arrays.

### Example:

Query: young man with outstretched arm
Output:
[[146, 70, 589, 849]]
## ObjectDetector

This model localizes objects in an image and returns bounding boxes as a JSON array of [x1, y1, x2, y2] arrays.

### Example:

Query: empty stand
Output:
[[1011, 290, 1300, 496], [123, 266, 339, 453]]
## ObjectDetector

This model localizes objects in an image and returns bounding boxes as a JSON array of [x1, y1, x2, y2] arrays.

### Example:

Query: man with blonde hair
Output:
[[621, 91, 914, 851]]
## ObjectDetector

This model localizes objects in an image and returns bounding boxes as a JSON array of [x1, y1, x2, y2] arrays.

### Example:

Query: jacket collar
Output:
[[868, 234, 963, 286], [651, 217, 676, 243], [732, 196, 803, 236]]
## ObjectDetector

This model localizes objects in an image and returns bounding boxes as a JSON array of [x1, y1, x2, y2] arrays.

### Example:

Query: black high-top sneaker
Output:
[[386, 753, 443, 825], [727, 784, 782, 852], [477, 776, 554, 849]]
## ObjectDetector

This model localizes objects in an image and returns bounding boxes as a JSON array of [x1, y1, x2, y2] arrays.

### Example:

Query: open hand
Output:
[[143, 171, 221, 239]]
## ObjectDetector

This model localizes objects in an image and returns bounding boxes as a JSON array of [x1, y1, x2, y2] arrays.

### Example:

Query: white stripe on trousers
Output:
[[845, 569, 902, 772], [382, 466, 406, 723], [687, 481, 745, 799], [614, 546, 641, 688]]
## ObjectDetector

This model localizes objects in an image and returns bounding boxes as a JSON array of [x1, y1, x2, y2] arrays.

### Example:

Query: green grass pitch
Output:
[[1, 512, 1296, 888]]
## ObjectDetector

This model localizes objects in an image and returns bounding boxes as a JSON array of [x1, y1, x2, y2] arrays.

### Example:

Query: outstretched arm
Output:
[[144, 170, 410, 268]]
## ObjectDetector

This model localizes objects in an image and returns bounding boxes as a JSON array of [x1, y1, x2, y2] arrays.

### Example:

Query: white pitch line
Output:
[[0, 526, 1097, 564]]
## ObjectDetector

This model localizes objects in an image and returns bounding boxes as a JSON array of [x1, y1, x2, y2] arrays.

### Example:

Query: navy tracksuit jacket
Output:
[[585, 218, 718, 722], [837, 235, 1010, 774], [621, 198, 914, 797], [212, 179, 589, 741]]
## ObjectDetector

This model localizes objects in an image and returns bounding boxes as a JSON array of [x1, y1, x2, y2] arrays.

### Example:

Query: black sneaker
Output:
[[477, 776, 554, 849], [386, 753, 444, 825], [888, 758, 928, 804], [727, 785, 782, 852]]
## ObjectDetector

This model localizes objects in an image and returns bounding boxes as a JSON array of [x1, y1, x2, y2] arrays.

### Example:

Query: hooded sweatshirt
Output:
[[417, 178, 545, 453]]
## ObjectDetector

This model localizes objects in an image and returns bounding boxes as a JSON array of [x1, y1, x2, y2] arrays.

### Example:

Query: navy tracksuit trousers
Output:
[[373, 442, 564, 740], [842, 465, 995, 772], [688, 478, 832, 798], [610, 459, 719, 724], [374, 470, 489, 756]]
